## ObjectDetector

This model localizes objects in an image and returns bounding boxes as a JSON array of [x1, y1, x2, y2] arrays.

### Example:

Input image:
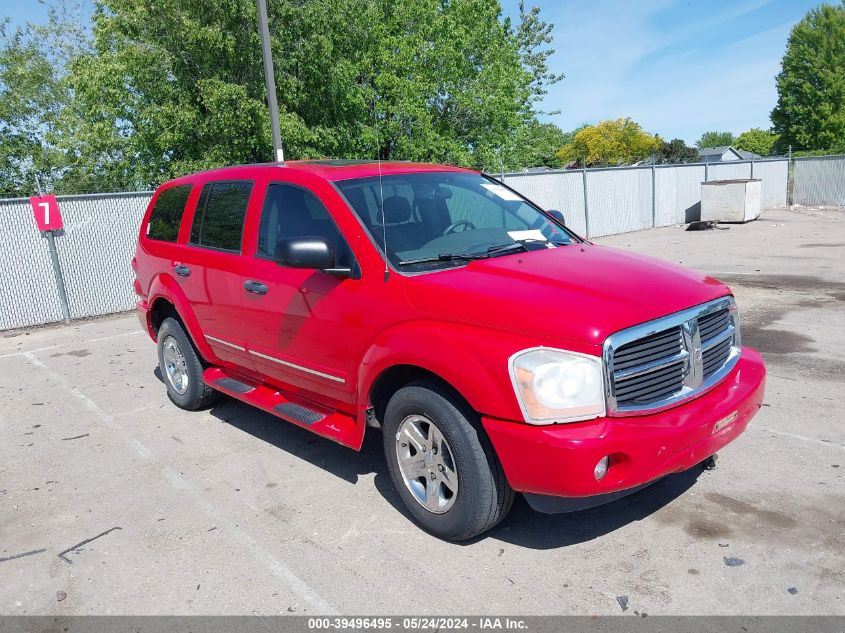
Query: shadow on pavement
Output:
[[202, 389, 703, 550]]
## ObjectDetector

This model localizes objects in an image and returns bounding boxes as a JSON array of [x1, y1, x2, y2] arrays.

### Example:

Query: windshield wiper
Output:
[[397, 252, 495, 266], [397, 238, 568, 267], [398, 241, 532, 266]]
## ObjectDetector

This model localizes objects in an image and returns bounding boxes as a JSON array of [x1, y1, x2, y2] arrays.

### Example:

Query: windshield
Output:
[[335, 172, 578, 272]]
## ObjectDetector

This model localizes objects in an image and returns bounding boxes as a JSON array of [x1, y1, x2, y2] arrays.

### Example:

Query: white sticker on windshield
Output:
[[481, 183, 522, 201], [507, 229, 546, 242]]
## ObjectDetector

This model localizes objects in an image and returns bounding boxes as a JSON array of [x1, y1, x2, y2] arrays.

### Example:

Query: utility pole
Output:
[[256, 0, 284, 163]]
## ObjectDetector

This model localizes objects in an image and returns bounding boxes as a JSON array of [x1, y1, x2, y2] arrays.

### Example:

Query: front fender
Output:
[[357, 320, 552, 424], [147, 273, 217, 363]]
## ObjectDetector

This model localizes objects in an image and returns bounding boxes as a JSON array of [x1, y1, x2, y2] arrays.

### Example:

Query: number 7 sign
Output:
[[29, 194, 63, 232]]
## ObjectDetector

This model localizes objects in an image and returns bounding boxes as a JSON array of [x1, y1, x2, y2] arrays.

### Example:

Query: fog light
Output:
[[594, 456, 610, 480]]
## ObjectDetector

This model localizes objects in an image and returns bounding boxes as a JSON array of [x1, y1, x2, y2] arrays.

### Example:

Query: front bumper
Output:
[[482, 347, 766, 512]]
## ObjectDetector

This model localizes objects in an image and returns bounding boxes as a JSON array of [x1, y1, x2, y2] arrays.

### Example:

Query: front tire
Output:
[[157, 317, 217, 410], [383, 381, 514, 541]]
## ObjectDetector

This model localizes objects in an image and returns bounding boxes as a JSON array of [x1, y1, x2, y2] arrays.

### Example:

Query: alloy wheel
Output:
[[162, 335, 189, 395], [395, 414, 459, 513]]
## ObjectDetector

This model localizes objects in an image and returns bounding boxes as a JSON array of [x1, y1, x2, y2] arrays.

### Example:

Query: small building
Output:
[[698, 145, 762, 163]]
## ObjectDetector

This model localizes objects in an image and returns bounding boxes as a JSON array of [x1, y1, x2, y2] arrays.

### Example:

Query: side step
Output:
[[203, 367, 361, 449], [274, 402, 325, 425], [214, 377, 255, 395]]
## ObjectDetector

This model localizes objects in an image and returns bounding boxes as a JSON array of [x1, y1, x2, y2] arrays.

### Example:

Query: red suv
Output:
[[133, 160, 766, 540]]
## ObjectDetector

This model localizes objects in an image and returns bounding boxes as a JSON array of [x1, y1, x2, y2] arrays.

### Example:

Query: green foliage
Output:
[[509, 1, 563, 106], [506, 121, 568, 169], [0, 2, 90, 195], [653, 138, 699, 164], [734, 128, 779, 156], [792, 148, 842, 157], [0, 0, 563, 195], [771, 3, 845, 153], [559, 123, 588, 147], [556, 118, 661, 167], [696, 131, 735, 149]]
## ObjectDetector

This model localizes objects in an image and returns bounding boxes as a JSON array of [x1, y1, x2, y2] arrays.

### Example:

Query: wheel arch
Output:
[[357, 321, 523, 431], [150, 297, 183, 335], [146, 274, 216, 363], [369, 364, 473, 427]]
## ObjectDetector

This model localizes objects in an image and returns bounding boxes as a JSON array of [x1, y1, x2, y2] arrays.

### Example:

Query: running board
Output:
[[203, 367, 360, 449], [214, 377, 255, 394], [274, 402, 325, 425]]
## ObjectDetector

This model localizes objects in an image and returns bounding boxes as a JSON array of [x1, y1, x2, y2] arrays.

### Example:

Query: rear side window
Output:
[[189, 181, 253, 252], [147, 184, 192, 242]]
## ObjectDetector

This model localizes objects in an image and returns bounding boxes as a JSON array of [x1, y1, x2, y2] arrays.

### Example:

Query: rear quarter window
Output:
[[189, 181, 253, 252], [147, 184, 193, 242]]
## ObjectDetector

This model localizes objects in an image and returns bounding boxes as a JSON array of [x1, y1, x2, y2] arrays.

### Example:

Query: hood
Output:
[[403, 243, 731, 347]]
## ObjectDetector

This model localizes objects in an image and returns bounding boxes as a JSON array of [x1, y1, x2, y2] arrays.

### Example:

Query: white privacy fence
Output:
[[0, 155, 841, 331], [500, 158, 790, 238]]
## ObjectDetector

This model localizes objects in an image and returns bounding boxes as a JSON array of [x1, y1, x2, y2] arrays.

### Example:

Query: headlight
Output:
[[508, 347, 605, 424]]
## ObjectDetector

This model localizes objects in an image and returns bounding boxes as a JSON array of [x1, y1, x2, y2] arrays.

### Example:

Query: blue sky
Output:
[[500, 0, 822, 143], [5, 0, 823, 145]]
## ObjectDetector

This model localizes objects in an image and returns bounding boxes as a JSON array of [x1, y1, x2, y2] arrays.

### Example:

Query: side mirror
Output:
[[547, 209, 566, 225], [275, 236, 334, 269], [274, 237, 357, 278]]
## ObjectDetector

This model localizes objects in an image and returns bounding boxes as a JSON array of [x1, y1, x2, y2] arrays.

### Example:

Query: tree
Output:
[[60, 0, 562, 187], [653, 138, 699, 164], [506, 121, 568, 169], [509, 1, 564, 107], [696, 131, 735, 148], [559, 123, 589, 147], [0, 2, 91, 196], [0, 0, 562, 194], [555, 118, 661, 167], [734, 128, 779, 156], [771, 3, 845, 153]]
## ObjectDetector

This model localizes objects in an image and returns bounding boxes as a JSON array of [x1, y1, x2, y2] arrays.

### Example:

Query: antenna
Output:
[[373, 95, 389, 282]]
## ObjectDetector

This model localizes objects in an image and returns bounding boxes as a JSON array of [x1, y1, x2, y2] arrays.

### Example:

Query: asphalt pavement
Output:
[[0, 205, 842, 615]]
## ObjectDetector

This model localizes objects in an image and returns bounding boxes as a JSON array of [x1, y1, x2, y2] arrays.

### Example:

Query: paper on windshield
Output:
[[481, 183, 522, 201], [507, 229, 546, 242]]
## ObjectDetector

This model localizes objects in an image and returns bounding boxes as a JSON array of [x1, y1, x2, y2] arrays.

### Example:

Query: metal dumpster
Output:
[[701, 178, 762, 223]]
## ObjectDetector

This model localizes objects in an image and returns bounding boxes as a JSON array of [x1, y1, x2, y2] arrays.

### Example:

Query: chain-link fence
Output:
[[0, 192, 151, 330], [0, 155, 841, 331], [792, 154, 845, 205]]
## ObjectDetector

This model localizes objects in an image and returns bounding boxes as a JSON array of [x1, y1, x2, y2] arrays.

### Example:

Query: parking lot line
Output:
[[0, 329, 144, 359], [21, 350, 337, 614], [752, 425, 844, 450]]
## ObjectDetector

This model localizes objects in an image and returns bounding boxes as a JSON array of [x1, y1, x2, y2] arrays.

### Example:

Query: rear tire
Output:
[[157, 317, 217, 410], [383, 381, 514, 541]]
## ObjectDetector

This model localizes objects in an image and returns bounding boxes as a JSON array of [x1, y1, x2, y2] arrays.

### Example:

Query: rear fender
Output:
[[147, 273, 217, 363]]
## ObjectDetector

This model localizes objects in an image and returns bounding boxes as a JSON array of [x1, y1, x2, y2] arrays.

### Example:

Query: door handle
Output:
[[244, 280, 268, 295], [174, 264, 191, 277]]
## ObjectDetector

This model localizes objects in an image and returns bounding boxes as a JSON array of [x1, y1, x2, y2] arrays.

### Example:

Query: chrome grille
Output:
[[613, 327, 685, 407], [703, 337, 733, 377], [613, 327, 683, 371], [604, 297, 742, 415], [699, 308, 734, 379], [699, 309, 730, 344]]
